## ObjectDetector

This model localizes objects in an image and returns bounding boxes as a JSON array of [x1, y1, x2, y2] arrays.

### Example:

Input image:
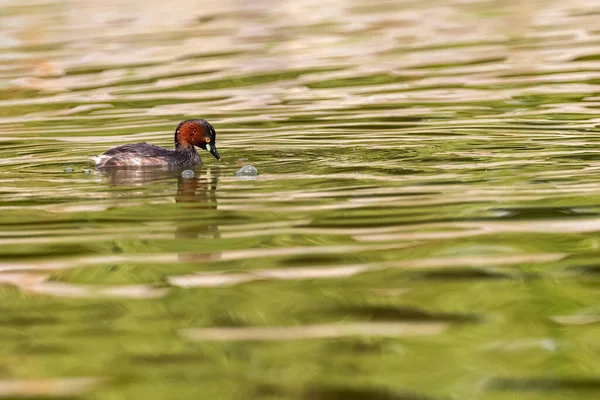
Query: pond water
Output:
[[3, 0, 600, 398]]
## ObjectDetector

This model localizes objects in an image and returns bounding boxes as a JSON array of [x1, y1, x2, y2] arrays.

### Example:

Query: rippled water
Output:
[[3, 0, 600, 398]]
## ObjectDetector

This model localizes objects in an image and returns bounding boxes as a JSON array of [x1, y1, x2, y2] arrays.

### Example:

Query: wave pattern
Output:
[[2, 0, 600, 399]]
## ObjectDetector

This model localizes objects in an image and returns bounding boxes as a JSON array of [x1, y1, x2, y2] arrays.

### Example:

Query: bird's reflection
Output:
[[97, 166, 220, 262], [174, 169, 220, 262]]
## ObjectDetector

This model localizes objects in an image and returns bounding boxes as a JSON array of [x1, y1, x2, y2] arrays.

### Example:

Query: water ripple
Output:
[[3, 0, 600, 398]]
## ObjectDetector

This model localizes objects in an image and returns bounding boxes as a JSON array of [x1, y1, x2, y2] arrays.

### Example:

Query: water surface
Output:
[[2, 0, 600, 399]]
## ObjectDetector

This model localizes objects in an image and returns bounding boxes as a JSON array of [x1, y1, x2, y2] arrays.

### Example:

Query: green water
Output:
[[3, 0, 600, 398]]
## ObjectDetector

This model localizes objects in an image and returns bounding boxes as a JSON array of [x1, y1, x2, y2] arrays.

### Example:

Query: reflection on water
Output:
[[3, 0, 600, 398], [175, 168, 221, 260]]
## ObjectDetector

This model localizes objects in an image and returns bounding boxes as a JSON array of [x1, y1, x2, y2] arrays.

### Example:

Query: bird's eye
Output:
[[205, 137, 211, 143]]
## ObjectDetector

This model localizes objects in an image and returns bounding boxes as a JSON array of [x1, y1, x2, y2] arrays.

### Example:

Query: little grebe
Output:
[[94, 119, 220, 169]]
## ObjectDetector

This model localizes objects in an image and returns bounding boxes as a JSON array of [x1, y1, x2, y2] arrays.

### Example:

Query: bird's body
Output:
[[93, 143, 200, 168]]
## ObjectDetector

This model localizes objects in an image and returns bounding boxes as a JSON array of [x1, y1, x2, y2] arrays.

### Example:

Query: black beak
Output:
[[209, 145, 220, 160]]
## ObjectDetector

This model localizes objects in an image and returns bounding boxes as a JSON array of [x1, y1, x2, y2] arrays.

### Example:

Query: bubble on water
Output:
[[83, 169, 90, 174], [64, 167, 73, 173], [181, 170, 195, 178], [236, 165, 258, 179]]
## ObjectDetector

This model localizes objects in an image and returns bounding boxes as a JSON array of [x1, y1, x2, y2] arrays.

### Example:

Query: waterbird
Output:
[[93, 119, 220, 168]]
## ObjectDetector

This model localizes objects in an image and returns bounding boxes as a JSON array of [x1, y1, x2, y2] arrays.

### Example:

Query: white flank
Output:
[[90, 155, 109, 166]]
